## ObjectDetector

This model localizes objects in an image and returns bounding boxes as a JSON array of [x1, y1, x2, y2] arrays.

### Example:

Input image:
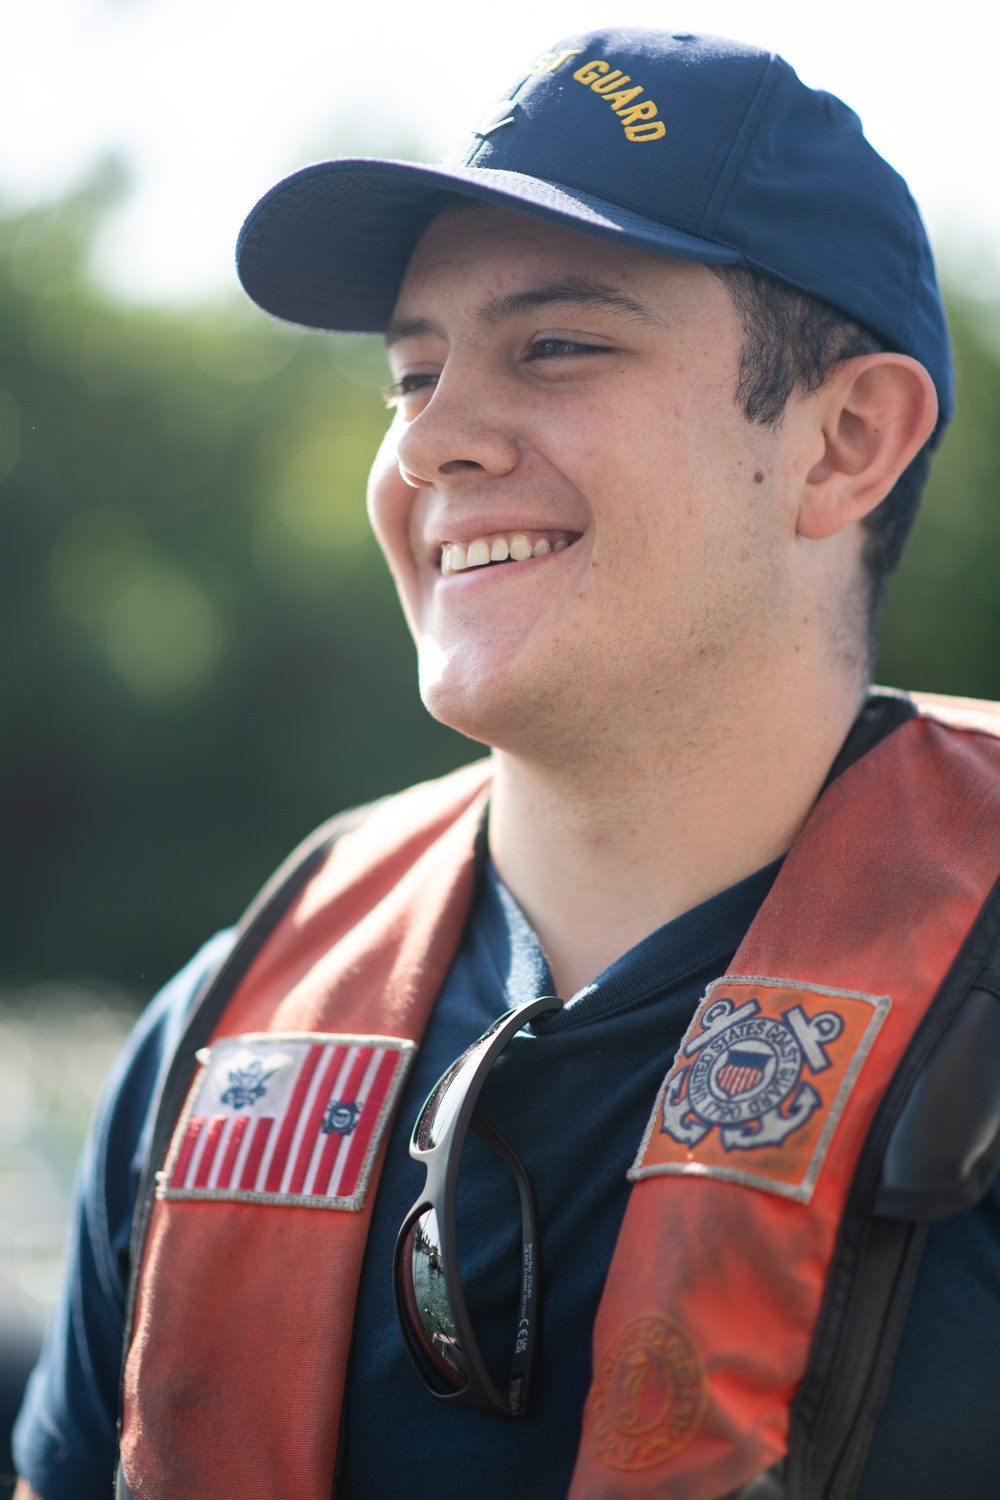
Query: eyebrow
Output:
[[384, 315, 447, 348], [479, 277, 660, 330], [384, 276, 660, 347]]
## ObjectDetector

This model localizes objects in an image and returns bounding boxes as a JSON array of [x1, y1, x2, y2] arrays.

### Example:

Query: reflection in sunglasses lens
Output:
[[414, 1010, 519, 1151], [409, 1208, 467, 1384]]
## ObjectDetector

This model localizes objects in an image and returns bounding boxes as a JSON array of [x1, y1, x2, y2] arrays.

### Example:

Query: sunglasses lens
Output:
[[400, 1208, 468, 1389], [415, 1055, 481, 1150]]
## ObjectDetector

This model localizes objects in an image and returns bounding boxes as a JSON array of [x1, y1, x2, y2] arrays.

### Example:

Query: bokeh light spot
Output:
[[103, 570, 220, 696], [274, 435, 372, 549]]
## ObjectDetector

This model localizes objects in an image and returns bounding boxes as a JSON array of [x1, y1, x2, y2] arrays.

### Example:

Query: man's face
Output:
[[368, 204, 796, 760]]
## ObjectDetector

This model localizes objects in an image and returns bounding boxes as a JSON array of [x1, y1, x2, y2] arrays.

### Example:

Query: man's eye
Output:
[[525, 338, 614, 361], [383, 372, 439, 406]]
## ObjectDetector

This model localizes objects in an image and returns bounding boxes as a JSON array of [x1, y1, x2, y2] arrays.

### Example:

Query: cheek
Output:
[[366, 418, 416, 575]]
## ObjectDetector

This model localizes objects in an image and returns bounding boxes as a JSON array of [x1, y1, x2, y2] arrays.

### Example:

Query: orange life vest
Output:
[[118, 695, 1000, 1500]]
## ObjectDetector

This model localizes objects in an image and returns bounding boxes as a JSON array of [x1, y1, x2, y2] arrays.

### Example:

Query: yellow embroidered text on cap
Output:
[[529, 49, 581, 74], [572, 59, 666, 142]]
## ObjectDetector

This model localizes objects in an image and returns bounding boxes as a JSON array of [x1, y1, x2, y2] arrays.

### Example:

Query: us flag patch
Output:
[[158, 1032, 415, 1211]]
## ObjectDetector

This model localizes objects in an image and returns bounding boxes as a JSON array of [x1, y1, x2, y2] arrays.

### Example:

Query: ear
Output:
[[796, 354, 939, 541]]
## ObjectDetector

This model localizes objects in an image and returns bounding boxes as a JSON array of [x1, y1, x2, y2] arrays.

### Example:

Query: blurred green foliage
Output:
[[877, 291, 1000, 695], [1, 181, 998, 993], [0, 179, 475, 992]]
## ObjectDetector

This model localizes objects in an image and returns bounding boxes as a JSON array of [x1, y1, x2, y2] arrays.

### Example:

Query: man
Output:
[[14, 26, 1000, 1500]]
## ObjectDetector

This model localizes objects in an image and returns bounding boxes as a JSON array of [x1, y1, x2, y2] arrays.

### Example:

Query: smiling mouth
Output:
[[440, 531, 576, 575]]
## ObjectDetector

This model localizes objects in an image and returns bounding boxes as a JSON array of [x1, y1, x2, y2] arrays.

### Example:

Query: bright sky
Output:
[[1, 0, 997, 305]]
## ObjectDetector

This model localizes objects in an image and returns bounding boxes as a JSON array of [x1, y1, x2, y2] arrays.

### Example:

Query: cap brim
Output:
[[236, 157, 745, 333]]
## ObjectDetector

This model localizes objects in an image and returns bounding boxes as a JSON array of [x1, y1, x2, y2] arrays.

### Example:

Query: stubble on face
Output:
[[367, 205, 791, 771]]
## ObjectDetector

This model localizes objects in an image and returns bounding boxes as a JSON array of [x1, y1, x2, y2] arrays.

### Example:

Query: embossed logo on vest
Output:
[[630, 977, 890, 1202], [158, 1032, 415, 1212], [589, 1315, 706, 1471]]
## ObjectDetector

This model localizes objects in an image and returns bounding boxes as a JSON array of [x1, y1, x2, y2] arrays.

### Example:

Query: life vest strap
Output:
[[787, 871, 1000, 1499], [118, 800, 375, 1425]]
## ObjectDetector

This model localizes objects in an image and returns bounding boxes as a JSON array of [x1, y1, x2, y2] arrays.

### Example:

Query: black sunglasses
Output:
[[393, 995, 563, 1418]]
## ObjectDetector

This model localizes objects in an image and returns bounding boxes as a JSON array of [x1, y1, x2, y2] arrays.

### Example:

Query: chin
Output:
[[417, 649, 528, 751], [418, 663, 504, 747], [418, 650, 589, 765]]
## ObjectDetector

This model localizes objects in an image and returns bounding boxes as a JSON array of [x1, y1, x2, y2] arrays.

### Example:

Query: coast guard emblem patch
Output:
[[630, 977, 889, 1202], [158, 1032, 415, 1211]]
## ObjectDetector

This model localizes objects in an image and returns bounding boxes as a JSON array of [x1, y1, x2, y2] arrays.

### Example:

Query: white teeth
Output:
[[440, 532, 571, 572]]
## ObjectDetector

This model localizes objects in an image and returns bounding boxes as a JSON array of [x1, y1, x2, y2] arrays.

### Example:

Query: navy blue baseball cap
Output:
[[237, 27, 953, 429]]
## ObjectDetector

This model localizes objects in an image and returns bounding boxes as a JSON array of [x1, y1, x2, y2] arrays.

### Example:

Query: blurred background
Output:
[[1, 0, 998, 1486]]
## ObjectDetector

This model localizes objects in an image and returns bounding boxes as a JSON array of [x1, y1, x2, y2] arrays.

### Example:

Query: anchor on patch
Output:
[[661, 995, 844, 1152]]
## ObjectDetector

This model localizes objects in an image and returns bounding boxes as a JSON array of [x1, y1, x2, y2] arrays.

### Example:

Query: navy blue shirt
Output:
[[14, 861, 1000, 1499]]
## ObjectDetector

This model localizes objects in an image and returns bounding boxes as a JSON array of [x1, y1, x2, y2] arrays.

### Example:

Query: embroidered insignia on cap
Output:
[[475, 100, 519, 138], [158, 1033, 415, 1211], [629, 977, 889, 1202]]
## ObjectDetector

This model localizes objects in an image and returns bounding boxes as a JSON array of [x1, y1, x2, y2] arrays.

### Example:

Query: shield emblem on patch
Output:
[[715, 1046, 767, 1098]]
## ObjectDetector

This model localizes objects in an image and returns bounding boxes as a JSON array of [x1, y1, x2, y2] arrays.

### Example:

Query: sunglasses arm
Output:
[[470, 1109, 540, 1416]]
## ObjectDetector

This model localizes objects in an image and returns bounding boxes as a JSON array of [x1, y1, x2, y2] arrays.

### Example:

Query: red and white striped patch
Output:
[[157, 1032, 415, 1211]]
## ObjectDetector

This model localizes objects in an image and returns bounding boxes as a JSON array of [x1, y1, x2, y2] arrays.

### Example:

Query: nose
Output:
[[394, 367, 521, 487]]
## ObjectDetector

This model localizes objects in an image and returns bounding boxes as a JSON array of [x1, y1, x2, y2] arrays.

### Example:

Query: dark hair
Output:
[[713, 264, 933, 622]]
